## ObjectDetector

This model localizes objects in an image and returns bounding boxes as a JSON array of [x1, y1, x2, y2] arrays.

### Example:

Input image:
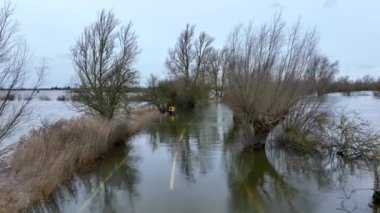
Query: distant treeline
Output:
[[0, 86, 146, 92], [328, 75, 380, 94], [0, 86, 71, 91]]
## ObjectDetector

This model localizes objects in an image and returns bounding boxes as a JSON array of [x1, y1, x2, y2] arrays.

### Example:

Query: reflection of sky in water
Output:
[[33, 94, 380, 213], [326, 91, 380, 130]]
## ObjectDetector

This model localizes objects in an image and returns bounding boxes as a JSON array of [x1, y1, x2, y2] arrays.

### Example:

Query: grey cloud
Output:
[[54, 53, 71, 59], [270, 2, 282, 8], [323, 0, 338, 9], [357, 64, 376, 69]]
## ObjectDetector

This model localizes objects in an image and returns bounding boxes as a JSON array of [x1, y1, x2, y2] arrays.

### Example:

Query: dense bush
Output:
[[56, 95, 66, 101], [156, 79, 209, 110]]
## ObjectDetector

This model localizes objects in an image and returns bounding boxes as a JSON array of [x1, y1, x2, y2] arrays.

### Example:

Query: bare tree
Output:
[[374, 161, 380, 206], [223, 15, 318, 148], [165, 24, 214, 86], [203, 48, 229, 100], [165, 24, 194, 83], [146, 74, 166, 113], [71, 10, 140, 118], [0, 2, 45, 145], [307, 55, 339, 96], [219, 49, 229, 100], [205, 48, 222, 98], [193, 32, 214, 84]]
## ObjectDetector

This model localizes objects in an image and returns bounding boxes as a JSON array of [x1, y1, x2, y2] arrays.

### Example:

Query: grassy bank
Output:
[[0, 110, 160, 212]]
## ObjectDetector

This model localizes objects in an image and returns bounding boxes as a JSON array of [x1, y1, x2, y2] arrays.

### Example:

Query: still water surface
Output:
[[35, 93, 380, 213]]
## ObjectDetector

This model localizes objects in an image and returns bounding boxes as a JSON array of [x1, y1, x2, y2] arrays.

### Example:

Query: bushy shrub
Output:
[[281, 104, 380, 159], [156, 79, 209, 110], [56, 95, 66, 101], [280, 126, 319, 153], [279, 98, 326, 153]]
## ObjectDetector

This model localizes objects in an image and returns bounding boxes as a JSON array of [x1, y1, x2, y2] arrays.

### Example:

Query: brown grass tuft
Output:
[[0, 110, 160, 212]]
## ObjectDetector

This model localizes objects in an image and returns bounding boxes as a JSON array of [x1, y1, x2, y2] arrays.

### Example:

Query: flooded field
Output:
[[26, 92, 380, 213], [0, 90, 146, 148]]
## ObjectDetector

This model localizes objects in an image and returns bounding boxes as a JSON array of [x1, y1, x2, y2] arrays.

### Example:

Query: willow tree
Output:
[[306, 55, 339, 96], [71, 10, 140, 118], [0, 2, 45, 145], [223, 16, 318, 149]]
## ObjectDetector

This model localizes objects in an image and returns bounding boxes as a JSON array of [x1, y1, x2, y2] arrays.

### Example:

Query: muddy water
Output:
[[33, 93, 380, 213]]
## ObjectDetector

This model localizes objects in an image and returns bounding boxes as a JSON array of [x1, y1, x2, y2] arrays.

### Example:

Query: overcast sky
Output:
[[12, 0, 380, 87]]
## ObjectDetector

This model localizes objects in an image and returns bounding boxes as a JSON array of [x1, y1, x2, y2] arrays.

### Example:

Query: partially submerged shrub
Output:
[[280, 103, 380, 206], [152, 78, 209, 110], [56, 95, 66, 101], [280, 126, 319, 154], [281, 105, 380, 159], [38, 95, 50, 101], [0, 94, 15, 101], [280, 97, 326, 153], [318, 111, 380, 160]]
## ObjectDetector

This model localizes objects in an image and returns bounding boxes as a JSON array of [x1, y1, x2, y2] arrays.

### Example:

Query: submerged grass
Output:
[[0, 110, 160, 212]]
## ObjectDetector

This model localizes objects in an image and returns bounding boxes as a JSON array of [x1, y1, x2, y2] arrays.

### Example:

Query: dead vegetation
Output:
[[0, 110, 159, 212], [280, 107, 380, 159]]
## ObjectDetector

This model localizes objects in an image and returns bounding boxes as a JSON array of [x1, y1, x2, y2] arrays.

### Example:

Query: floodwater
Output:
[[33, 92, 380, 213], [0, 90, 147, 148]]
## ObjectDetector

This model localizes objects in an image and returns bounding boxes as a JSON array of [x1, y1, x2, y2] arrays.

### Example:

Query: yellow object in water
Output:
[[168, 106, 176, 112], [168, 115, 176, 122]]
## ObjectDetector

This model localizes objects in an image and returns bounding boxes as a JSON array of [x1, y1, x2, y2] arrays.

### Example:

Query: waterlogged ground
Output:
[[1, 90, 147, 148], [0, 90, 79, 148], [25, 92, 380, 213]]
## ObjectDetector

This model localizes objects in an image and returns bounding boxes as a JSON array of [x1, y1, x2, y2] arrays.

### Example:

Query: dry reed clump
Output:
[[0, 110, 160, 212]]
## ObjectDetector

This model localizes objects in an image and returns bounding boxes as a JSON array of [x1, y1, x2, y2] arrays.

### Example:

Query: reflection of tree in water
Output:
[[223, 129, 301, 213], [223, 127, 374, 213], [268, 149, 339, 189], [147, 104, 233, 182], [267, 145, 374, 212], [31, 145, 140, 213]]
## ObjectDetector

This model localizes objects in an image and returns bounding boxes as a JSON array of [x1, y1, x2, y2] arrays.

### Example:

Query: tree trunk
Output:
[[246, 124, 270, 150], [373, 162, 380, 206]]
